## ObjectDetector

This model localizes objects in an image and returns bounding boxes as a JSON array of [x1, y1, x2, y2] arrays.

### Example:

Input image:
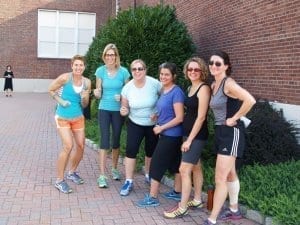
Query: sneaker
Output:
[[203, 219, 217, 225], [66, 172, 84, 184], [187, 199, 204, 209], [97, 175, 108, 188], [55, 180, 72, 194], [120, 180, 133, 196], [219, 208, 242, 221], [164, 205, 188, 219], [136, 194, 160, 207], [162, 190, 181, 201], [111, 168, 121, 180]]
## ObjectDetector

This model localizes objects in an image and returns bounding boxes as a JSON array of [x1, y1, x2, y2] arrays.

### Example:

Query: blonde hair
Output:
[[102, 43, 121, 68], [130, 59, 147, 71], [183, 57, 208, 82]]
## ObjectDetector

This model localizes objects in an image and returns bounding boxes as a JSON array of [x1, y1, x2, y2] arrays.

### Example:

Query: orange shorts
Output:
[[55, 115, 85, 130]]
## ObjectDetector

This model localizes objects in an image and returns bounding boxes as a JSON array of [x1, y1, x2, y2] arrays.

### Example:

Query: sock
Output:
[[56, 178, 63, 183], [145, 173, 149, 178], [174, 190, 181, 194], [208, 218, 216, 224], [193, 199, 202, 204], [126, 178, 133, 183], [229, 207, 238, 213], [227, 179, 240, 205]]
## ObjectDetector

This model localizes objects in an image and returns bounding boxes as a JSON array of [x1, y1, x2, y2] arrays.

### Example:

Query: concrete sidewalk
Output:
[[0, 93, 259, 225]]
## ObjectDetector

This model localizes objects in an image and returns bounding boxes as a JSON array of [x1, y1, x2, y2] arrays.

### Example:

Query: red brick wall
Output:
[[0, 0, 112, 79], [1, 0, 299, 104], [120, 0, 300, 105]]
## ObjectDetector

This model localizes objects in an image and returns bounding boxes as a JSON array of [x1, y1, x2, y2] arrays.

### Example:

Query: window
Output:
[[38, 9, 96, 59]]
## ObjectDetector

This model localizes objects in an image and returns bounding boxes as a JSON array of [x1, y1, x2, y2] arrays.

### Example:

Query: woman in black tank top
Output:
[[164, 57, 211, 219]]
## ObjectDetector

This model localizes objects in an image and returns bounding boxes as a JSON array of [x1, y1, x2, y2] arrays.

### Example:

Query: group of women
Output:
[[49, 43, 256, 225]]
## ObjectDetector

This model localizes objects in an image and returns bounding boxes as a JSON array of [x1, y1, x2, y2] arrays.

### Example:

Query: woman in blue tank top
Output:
[[48, 55, 91, 194], [93, 43, 130, 188]]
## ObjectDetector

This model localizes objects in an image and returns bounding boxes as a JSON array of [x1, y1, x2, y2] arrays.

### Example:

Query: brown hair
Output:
[[183, 57, 208, 82], [71, 55, 85, 65]]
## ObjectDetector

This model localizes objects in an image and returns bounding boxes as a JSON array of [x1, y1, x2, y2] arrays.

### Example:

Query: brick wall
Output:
[[120, 0, 300, 105], [0, 0, 112, 80], [1, 0, 299, 104]]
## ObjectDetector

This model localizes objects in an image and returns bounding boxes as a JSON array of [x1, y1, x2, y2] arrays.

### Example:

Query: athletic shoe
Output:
[[66, 172, 84, 184], [55, 180, 72, 194], [163, 205, 188, 219], [111, 168, 121, 180], [203, 219, 217, 225], [162, 190, 181, 201], [187, 199, 204, 209], [219, 208, 242, 220], [97, 175, 108, 188], [120, 180, 133, 196], [136, 194, 160, 207]]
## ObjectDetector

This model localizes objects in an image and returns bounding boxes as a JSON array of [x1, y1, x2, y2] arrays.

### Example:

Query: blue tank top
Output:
[[56, 73, 84, 119]]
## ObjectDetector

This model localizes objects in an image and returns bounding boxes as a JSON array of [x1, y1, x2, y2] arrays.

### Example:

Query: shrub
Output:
[[84, 4, 196, 93], [239, 160, 300, 225], [243, 101, 300, 165]]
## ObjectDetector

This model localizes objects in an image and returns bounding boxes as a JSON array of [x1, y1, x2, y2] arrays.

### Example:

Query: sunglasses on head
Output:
[[187, 68, 201, 73], [131, 67, 144, 72], [208, 61, 222, 67]]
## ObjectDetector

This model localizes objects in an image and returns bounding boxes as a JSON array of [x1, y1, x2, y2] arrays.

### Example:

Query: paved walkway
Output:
[[0, 93, 259, 225]]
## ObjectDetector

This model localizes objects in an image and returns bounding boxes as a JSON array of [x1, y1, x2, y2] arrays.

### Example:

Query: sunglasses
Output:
[[187, 68, 201, 73], [131, 67, 144, 72], [208, 61, 222, 67], [105, 53, 115, 57]]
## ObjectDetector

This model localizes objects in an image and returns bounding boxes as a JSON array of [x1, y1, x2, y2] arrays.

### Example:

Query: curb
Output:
[[85, 138, 280, 225]]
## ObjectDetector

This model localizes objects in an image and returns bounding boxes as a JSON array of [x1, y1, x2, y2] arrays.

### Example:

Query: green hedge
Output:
[[239, 160, 300, 225]]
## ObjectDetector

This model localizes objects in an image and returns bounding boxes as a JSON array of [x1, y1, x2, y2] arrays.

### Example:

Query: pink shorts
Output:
[[55, 115, 85, 130]]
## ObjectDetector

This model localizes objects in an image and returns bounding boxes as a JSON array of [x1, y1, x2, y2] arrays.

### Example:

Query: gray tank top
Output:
[[210, 78, 240, 125]]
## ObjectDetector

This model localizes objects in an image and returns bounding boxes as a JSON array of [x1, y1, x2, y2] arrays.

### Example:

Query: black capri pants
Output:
[[125, 119, 158, 158], [149, 135, 182, 182], [98, 109, 124, 149]]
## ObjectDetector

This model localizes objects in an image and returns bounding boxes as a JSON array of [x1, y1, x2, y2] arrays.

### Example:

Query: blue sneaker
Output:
[[162, 190, 181, 201], [136, 194, 160, 207], [120, 180, 133, 196], [55, 180, 72, 194], [66, 172, 84, 184]]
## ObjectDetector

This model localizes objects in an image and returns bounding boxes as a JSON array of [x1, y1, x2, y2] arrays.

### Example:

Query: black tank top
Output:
[[183, 84, 209, 140]]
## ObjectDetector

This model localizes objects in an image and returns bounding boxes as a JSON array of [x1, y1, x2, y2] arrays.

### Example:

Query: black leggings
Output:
[[125, 119, 158, 158], [149, 135, 182, 182]]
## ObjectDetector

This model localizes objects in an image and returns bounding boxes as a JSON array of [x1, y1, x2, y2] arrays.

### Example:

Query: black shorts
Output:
[[214, 121, 245, 158], [149, 135, 182, 182]]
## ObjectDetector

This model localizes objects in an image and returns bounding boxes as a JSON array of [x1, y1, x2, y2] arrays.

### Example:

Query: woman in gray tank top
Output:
[[204, 50, 256, 225]]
